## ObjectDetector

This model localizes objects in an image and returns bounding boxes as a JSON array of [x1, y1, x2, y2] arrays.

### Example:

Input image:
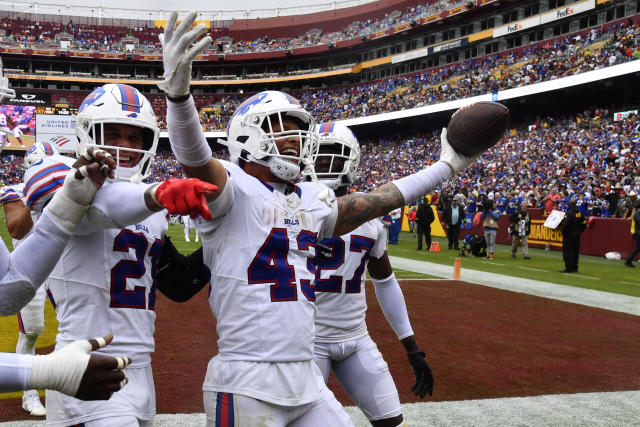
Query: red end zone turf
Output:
[[1, 280, 638, 421]]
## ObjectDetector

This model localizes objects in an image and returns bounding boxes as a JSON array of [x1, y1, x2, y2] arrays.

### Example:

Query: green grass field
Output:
[[0, 211, 636, 296], [388, 232, 640, 296]]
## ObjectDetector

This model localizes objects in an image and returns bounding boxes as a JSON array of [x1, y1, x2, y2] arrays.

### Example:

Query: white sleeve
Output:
[[317, 185, 338, 240], [0, 352, 32, 392], [194, 173, 235, 235], [372, 272, 414, 340], [0, 210, 70, 315], [166, 97, 212, 166], [370, 220, 388, 259], [391, 161, 452, 204], [74, 182, 155, 235]]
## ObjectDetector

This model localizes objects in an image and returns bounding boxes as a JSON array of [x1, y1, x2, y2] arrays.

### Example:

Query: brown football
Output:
[[446, 101, 510, 156]]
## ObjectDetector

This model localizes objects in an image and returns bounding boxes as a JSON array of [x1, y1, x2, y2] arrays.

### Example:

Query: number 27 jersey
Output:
[[314, 218, 387, 342]]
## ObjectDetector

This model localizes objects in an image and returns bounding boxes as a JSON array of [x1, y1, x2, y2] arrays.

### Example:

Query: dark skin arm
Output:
[[334, 183, 405, 236], [3, 200, 33, 240]]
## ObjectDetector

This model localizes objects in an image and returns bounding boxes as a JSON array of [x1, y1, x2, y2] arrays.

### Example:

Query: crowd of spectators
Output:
[[142, 22, 639, 133], [4, 107, 635, 222], [0, 0, 458, 55]]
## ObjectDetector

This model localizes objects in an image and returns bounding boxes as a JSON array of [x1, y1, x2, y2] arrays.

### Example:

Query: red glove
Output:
[[154, 178, 217, 221]]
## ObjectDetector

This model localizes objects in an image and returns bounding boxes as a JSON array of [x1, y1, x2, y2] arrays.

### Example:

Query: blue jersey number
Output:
[[247, 228, 317, 302], [315, 235, 375, 294], [110, 230, 162, 310]]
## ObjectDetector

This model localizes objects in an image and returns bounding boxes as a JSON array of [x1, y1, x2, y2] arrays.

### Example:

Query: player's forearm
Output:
[[5, 202, 33, 239], [78, 182, 154, 233], [336, 161, 452, 235], [335, 183, 404, 236], [372, 272, 414, 340], [166, 96, 212, 167]]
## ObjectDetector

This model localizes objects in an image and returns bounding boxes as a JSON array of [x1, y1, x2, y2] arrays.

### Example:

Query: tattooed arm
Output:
[[334, 183, 404, 236], [333, 129, 483, 236]]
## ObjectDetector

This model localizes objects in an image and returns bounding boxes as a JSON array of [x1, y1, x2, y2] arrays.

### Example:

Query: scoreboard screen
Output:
[[35, 106, 78, 115]]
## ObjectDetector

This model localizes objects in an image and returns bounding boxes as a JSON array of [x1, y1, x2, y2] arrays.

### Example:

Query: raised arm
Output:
[[158, 11, 228, 202], [334, 129, 478, 236]]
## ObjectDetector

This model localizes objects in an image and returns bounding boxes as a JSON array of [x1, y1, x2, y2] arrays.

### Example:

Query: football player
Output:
[[0, 56, 134, 400], [159, 12, 480, 426], [182, 214, 199, 242], [41, 83, 216, 427], [304, 122, 433, 427]]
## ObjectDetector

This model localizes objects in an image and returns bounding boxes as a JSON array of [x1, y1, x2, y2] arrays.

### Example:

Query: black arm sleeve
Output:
[[156, 237, 210, 302]]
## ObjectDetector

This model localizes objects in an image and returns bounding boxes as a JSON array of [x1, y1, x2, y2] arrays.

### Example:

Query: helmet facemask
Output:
[[226, 91, 318, 182], [303, 122, 360, 191], [76, 84, 159, 183]]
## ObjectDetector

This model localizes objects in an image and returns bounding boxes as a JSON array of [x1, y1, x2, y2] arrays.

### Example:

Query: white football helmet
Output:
[[225, 91, 318, 182], [0, 56, 15, 104], [23, 140, 61, 169], [76, 84, 159, 183], [303, 122, 360, 190]]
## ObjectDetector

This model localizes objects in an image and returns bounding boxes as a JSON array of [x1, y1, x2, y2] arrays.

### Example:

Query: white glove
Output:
[[45, 148, 114, 233], [157, 11, 211, 98], [438, 128, 481, 175]]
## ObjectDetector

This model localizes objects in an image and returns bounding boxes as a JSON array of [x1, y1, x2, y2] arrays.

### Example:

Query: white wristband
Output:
[[167, 96, 213, 167], [391, 161, 452, 204]]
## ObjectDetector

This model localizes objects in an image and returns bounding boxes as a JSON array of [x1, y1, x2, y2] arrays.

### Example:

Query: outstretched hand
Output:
[[158, 11, 212, 98], [439, 128, 481, 175], [151, 178, 218, 220]]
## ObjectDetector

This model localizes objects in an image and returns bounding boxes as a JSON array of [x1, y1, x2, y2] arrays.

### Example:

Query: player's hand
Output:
[[45, 148, 116, 233], [30, 334, 131, 401], [149, 178, 217, 220], [75, 334, 131, 400], [158, 11, 211, 98], [72, 147, 117, 187], [439, 128, 481, 175], [12, 126, 22, 137], [316, 243, 333, 262], [408, 351, 434, 398]]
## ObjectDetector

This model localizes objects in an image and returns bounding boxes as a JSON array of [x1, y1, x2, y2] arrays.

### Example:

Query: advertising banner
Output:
[[7, 91, 51, 106], [35, 114, 78, 153]]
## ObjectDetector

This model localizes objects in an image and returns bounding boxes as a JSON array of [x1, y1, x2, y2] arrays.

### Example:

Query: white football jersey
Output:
[[314, 217, 387, 342], [23, 155, 75, 215], [199, 161, 337, 406], [47, 182, 168, 368], [200, 161, 337, 361]]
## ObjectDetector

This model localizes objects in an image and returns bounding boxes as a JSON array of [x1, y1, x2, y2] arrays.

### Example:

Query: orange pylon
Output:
[[429, 242, 440, 253]]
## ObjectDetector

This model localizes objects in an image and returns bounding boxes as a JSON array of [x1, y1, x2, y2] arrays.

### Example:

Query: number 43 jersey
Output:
[[197, 161, 338, 363], [314, 218, 387, 342], [47, 185, 168, 369]]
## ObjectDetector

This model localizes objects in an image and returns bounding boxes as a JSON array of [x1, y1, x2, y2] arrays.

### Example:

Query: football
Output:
[[446, 101, 510, 156]]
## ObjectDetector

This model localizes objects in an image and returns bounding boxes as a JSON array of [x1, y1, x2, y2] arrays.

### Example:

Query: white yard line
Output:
[[389, 256, 640, 316], [571, 274, 598, 280], [518, 266, 547, 272]]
